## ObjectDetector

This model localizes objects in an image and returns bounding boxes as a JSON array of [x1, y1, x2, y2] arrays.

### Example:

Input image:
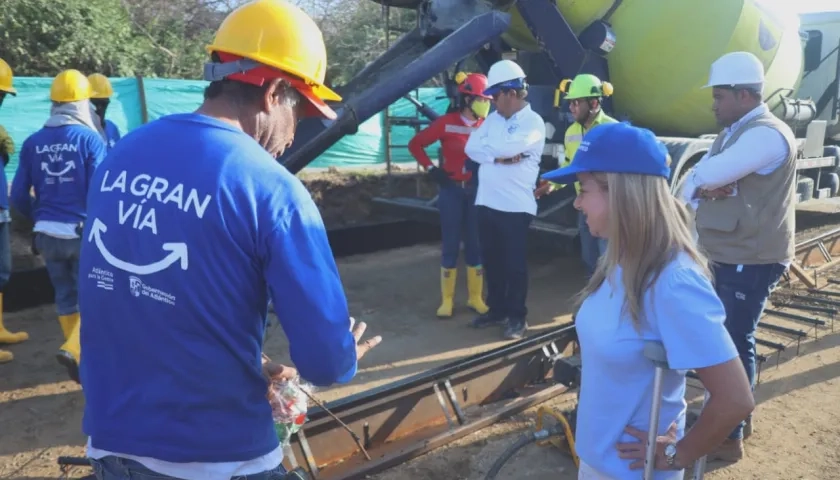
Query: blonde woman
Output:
[[541, 122, 754, 479]]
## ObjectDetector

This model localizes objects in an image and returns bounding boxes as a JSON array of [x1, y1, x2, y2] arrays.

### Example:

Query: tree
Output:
[[0, 0, 435, 86]]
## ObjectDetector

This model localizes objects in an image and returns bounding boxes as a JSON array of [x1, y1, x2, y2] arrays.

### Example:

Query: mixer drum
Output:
[[501, 0, 804, 137]]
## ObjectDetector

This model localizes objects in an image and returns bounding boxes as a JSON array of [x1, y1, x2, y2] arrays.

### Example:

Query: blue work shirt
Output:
[[78, 113, 358, 464], [104, 119, 122, 150], [10, 125, 106, 222], [0, 165, 8, 212], [0, 168, 8, 212], [574, 252, 738, 479]]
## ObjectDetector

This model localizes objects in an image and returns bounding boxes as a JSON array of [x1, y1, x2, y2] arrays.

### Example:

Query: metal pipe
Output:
[[278, 10, 511, 174], [402, 94, 440, 121]]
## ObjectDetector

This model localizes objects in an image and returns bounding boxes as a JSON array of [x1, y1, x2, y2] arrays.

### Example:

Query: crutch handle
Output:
[[643, 340, 669, 367], [643, 340, 668, 480]]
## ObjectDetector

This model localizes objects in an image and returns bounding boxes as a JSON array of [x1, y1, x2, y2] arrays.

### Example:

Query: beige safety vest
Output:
[[695, 110, 797, 265]]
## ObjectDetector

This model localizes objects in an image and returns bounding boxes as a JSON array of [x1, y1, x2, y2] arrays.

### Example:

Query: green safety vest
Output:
[[552, 110, 617, 193]]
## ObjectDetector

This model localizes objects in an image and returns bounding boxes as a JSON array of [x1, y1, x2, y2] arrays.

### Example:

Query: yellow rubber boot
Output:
[[0, 349, 12, 363], [436, 268, 457, 318], [57, 313, 81, 383], [58, 313, 79, 340], [466, 266, 489, 315], [0, 293, 29, 344]]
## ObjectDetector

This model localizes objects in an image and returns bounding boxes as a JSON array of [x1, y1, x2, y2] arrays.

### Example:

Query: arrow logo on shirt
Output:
[[88, 218, 189, 275], [41, 161, 76, 177]]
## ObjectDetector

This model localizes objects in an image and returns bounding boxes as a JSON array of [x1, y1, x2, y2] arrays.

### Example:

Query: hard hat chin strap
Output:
[[204, 58, 263, 83]]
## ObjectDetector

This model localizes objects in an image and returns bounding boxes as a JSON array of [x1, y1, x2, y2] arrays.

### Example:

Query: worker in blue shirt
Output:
[[87, 74, 122, 150], [10, 69, 107, 379], [541, 122, 754, 479], [0, 57, 28, 364], [77, 2, 382, 479]]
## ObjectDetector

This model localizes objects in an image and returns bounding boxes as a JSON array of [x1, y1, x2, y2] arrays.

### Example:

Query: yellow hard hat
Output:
[[88, 73, 114, 99], [0, 58, 16, 95], [51, 69, 92, 103], [204, 0, 341, 119]]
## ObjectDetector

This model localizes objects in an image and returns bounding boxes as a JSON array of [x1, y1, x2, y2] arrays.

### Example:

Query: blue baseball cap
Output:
[[541, 122, 670, 184]]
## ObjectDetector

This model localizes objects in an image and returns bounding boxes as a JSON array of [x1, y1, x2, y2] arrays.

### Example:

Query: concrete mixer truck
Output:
[[276, 0, 840, 243]]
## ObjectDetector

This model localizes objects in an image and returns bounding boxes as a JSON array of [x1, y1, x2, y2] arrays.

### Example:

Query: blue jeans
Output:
[[0, 221, 10, 289], [477, 206, 533, 319], [712, 262, 786, 440], [438, 184, 481, 268], [578, 211, 606, 277], [35, 233, 81, 316], [90, 455, 288, 480]]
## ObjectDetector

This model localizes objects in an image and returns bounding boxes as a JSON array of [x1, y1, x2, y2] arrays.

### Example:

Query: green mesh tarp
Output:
[[0, 77, 449, 178]]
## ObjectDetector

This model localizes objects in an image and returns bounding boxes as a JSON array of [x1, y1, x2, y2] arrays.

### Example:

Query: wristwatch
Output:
[[664, 443, 678, 468]]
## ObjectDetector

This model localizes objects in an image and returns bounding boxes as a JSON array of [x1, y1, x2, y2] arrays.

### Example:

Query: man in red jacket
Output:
[[408, 73, 492, 318]]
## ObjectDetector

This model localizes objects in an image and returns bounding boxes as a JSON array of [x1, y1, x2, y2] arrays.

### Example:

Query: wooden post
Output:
[[135, 75, 149, 124]]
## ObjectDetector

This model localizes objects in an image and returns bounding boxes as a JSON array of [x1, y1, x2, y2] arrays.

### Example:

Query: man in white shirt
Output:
[[464, 59, 546, 340], [681, 51, 797, 462]]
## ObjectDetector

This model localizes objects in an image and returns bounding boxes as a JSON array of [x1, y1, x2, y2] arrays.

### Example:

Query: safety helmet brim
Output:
[[0, 86, 16, 96], [301, 83, 340, 120], [564, 92, 598, 100], [459, 86, 492, 100], [483, 77, 526, 97]]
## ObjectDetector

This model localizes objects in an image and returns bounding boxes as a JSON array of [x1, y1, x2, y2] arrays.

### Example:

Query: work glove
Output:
[[428, 166, 454, 188]]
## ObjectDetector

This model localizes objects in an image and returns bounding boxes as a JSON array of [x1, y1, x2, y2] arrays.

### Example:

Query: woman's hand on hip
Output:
[[616, 422, 681, 470]]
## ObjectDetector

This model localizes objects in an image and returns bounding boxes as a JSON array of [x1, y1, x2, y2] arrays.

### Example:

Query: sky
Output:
[[761, 0, 840, 14]]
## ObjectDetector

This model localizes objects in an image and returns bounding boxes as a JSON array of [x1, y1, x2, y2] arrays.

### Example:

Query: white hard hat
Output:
[[484, 59, 527, 95], [704, 51, 765, 91]]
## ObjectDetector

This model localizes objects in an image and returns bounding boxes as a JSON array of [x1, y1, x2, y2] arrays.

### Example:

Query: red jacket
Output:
[[408, 112, 483, 182]]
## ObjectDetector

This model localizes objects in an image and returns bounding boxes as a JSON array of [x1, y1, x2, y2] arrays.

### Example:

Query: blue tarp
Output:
[[0, 77, 450, 178]]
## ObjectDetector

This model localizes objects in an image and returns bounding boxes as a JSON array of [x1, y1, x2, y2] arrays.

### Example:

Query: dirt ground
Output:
[[2, 170, 840, 480]]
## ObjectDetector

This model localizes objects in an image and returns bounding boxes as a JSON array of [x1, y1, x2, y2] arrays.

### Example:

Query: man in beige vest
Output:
[[681, 51, 796, 462]]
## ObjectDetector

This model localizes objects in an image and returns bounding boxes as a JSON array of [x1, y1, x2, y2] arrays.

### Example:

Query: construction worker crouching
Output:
[[464, 59, 546, 340], [9, 69, 107, 380], [408, 72, 491, 318], [681, 51, 796, 462], [0, 57, 28, 364], [87, 73, 123, 150], [536, 74, 616, 278], [77, 1, 381, 478]]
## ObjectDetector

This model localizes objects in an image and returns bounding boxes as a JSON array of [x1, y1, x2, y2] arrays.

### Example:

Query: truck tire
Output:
[[819, 172, 840, 198], [797, 176, 815, 203], [659, 137, 714, 193]]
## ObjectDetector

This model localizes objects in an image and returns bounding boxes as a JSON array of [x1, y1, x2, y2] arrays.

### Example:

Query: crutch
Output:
[[643, 341, 708, 480]]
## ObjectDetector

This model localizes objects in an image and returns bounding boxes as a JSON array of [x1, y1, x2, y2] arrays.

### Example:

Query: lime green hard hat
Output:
[[564, 74, 613, 100]]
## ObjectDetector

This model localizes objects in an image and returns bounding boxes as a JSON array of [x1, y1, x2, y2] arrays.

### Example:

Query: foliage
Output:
[[0, 0, 426, 85]]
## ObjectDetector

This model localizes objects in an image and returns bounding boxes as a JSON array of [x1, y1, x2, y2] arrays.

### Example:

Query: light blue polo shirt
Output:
[[574, 252, 738, 479]]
